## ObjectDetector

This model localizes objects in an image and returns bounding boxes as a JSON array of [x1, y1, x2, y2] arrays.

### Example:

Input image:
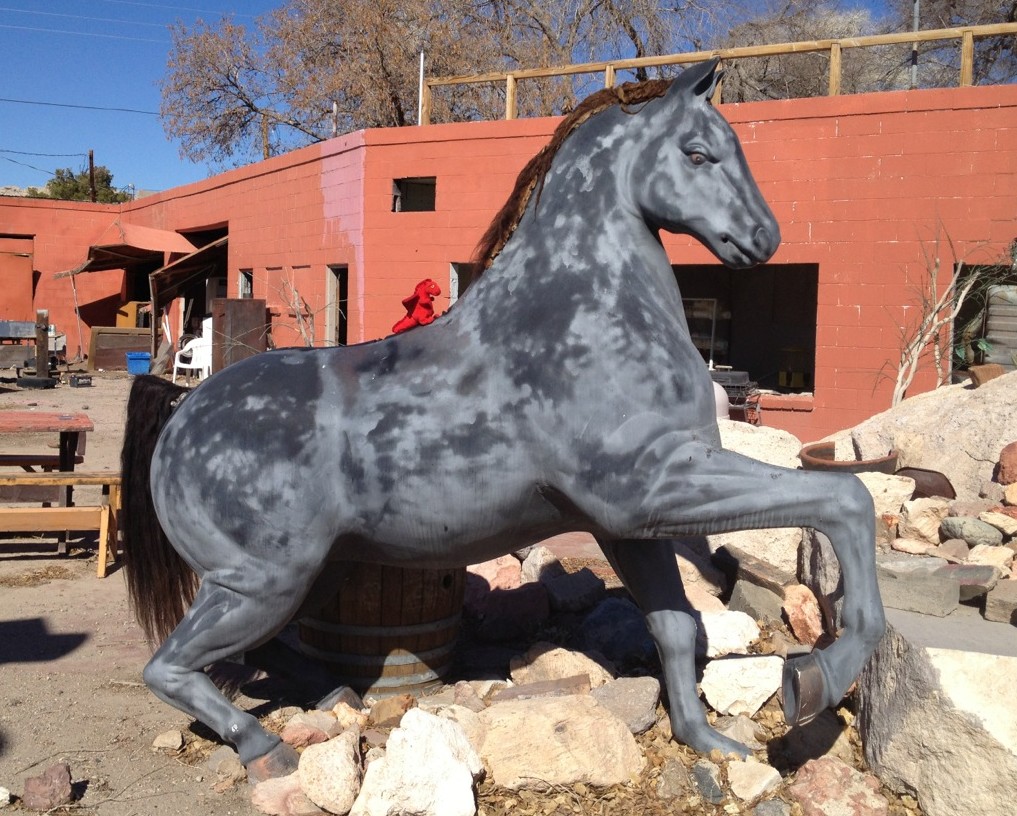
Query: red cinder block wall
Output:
[[2, 84, 1015, 441]]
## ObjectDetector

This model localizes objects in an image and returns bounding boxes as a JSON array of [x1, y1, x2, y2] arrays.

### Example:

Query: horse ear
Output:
[[668, 58, 723, 103]]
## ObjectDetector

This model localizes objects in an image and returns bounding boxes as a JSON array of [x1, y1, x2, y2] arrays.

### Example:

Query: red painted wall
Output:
[[2, 84, 1015, 441]]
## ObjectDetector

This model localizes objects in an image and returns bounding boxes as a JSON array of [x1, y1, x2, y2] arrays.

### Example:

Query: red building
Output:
[[1, 83, 1015, 441]]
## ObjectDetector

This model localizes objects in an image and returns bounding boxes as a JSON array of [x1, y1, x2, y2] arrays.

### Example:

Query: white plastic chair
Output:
[[172, 337, 212, 383]]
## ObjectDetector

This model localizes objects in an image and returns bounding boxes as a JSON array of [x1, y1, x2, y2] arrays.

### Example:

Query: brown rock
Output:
[[782, 584, 825, 646], [934, 538, 970, 562], [984, 579, 1017, 624], [998, 440, 1017, 485], [368, 694, 415, 728], [789, 756, 888, 816], [250, 772, 326, 816], [1004, 482, 1017, 506], [21, 762, 73, 812]]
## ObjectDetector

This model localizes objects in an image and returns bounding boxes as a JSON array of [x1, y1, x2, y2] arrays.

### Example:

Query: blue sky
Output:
[[0, 1, 892, 195], [0, 1, 277, 194]]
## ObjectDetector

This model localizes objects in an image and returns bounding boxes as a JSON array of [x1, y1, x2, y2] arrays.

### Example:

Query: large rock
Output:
[[478, 695, 644, 790], [898, 498, 950, 545], [857, 615, 1017, 816], [843, 373, 1017, 500], [700, 655, 783, 717], [509, 641, 613, 687], [351, 710, 482, 816], [788, 757, 888, 816], [298, 729, 362, 816], [21, 763, 73, 812]]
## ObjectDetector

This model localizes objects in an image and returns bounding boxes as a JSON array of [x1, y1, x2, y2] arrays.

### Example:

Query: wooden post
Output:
[[828, 42, 842, 96], [34, 310, 49, 376], [604, 64, 616, 88], [505, 74, 517, 120], [960, 29, 975, 86], [420, 82, 432, 126]]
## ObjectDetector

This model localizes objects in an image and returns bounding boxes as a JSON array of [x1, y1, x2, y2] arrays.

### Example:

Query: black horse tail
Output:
[[121, 374, 197, 644]]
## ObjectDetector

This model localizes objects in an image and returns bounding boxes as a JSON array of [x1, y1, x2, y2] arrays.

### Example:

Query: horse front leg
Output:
[[626, 442, 886, 729], [598, 538, 753, 757]]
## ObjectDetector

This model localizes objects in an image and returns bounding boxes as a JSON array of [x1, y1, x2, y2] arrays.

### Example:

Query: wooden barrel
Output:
[[297, 563, 466, 698]]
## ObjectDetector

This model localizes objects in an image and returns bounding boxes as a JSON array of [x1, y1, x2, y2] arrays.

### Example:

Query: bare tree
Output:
[[885, 229, 1013, 405], [884, 0, 1017, 86], [715, 0, 900, 102], [160, 0, 755, 167]]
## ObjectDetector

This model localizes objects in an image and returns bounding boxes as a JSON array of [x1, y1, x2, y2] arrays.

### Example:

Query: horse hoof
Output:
[[246, 741, 300, 784], [782, 652, 828, 727]]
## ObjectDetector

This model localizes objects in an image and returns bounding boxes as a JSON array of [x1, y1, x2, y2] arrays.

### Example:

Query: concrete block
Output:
[[876, 565, 959, 617], [985, 580, 1017, 625]]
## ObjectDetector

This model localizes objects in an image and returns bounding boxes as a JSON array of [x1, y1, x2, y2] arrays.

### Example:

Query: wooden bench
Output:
[[0, 453, 85, 471], [0, 471, 122, 578]]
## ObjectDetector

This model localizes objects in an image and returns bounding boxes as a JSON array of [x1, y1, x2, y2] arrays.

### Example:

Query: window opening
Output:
[[238, 269, 254, 299], [392, 177, 436, 212], [449, 262, 479, 306], [674, 263, 818, 394], [327, 265, 349, 347]]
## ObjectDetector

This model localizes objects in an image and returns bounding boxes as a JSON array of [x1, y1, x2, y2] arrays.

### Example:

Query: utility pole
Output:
[[910, 0, 921, 89], [88, 149, 97, 202]]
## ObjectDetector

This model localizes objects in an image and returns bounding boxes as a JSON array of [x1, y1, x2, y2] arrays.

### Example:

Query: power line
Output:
[[0, 149, 87, 157], [0, 6, 169, 28], [0, 23, 165, 43], [0, 96, 159, 115]]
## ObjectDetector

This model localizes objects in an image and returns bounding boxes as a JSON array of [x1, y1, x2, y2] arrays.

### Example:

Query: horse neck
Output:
[[479, 109, 681, 311]]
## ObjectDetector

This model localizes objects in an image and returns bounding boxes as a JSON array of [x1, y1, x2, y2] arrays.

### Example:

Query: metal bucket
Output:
[[297, 563, 466, 698]]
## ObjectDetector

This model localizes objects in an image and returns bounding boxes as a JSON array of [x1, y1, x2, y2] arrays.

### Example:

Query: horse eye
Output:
[[688, 152, 708, 166]]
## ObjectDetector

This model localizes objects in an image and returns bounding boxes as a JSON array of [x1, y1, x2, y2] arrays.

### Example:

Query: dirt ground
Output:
[[0, 372, 256, 815]]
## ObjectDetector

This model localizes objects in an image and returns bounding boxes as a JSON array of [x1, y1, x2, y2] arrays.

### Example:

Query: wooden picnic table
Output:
[[0, 410, 93, 472]]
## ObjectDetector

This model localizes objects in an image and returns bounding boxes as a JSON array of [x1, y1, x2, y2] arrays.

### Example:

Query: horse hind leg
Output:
[[143, 577, 301, 781], [597, 537, 752, 758]]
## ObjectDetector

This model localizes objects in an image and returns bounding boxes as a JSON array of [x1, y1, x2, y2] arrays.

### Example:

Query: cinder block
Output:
[[985, 581, 1017, 625], [876, 565, 959, 618]]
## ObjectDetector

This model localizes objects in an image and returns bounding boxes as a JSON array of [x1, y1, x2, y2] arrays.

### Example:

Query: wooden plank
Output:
[[0, 454, 84, 471], [0, 506, 103, 531], [0, 471, 121, 487], [423, 22, 1017, 101], [829, 42, 842, 96], [960, 30, 975, 86], [0, 485, 63, 503]]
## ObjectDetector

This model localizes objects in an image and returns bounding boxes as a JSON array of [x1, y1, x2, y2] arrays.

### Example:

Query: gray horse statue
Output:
[[121, 59, 885, 781]]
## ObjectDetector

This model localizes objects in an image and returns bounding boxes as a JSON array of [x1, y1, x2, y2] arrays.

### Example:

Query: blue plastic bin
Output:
[[126, 351, 151, 375]]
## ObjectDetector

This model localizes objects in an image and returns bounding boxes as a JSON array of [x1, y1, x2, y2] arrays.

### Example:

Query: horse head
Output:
[[631, 59, 781, 269]]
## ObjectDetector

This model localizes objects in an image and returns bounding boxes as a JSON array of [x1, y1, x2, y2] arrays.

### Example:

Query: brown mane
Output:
[[471, 78, 673, 272]]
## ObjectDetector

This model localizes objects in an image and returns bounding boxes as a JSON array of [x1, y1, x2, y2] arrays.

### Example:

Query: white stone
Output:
[[151, 729, 185, 751], [980, 511, 1017, 537], [520, 545, 566, 584], [478, 695, 644, 790], [350, 709, 482, 816], [700, 655, 783, 717], [898, 498, 950, 545], [891, 537, 930, 555], [509, 641, 613, 688], [726, 758, 781, 802], [706, 528, 803, 578], [857, 471, 917, 519], [0, 786, 10, 808], [434, 704, 488, 752], [968, 544, 1015, 570], [858, 624, 1017, 816], [696, 610, 760, 658], [298, 729, 362, 816]]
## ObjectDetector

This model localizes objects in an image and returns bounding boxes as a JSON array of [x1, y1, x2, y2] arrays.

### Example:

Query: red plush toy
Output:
[[392, 278, 442, 334]]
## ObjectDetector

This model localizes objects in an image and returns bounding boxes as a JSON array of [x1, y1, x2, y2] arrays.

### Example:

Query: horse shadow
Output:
[[0, 618, 88, 664]]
